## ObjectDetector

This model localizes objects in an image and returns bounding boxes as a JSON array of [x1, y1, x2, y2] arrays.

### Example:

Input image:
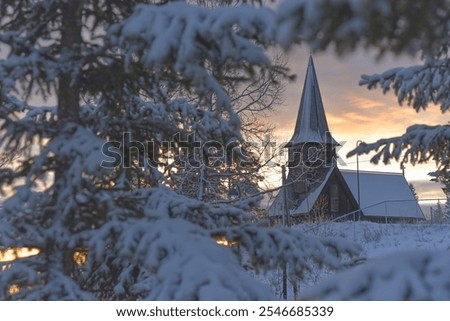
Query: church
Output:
[[268, 56, 424, 223]]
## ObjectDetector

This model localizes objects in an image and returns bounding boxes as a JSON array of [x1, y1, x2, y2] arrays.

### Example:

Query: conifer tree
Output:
[[0, 1, 359, 300]]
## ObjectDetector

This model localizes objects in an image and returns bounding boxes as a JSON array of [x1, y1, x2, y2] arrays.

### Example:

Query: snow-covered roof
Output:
[[290, 166, 335, 215], [287, 56, 337, 146], [341, 170, 424, 219], [268, 167, 335, 217]]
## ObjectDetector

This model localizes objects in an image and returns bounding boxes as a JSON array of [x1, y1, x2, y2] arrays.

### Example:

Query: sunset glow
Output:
[[273, 49, 446, 201], [0, 248, 40, 263]]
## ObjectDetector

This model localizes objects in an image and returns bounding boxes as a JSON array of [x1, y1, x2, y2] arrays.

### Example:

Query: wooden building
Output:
[[268, 56, 424, 223], [269, 56, 359, 223]]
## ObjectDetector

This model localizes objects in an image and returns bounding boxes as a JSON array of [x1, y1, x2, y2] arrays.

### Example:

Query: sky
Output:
[[271, 47, 447, 202]]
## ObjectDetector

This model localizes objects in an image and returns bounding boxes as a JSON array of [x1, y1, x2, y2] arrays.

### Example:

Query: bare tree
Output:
[[165, 51, 289, 206], [0, 148, 22, 169]]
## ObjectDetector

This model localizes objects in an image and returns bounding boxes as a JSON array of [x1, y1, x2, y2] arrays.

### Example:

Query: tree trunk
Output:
[[57, 2, 82, 127], [52, 1, 83, 276], [54, 2, 83, 187]]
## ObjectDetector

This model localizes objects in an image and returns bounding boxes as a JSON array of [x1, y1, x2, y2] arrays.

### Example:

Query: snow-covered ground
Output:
[[299, 221, 450, 258], [263, 221, 450, 299]]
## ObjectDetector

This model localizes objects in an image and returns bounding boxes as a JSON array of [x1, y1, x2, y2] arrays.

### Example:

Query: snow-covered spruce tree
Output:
[[274, 0, 450, 299], [0, 1, 360, 300]]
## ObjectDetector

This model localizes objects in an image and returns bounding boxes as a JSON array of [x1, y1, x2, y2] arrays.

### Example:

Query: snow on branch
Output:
[[304, 250, 450, 300], [0, 252, 92, 300], [212, 225, 362, 278], [360, 59, 450, 112], [138, 186, 250, 228], [0, 100, 58, 147], [0, 51, 59, 96], [276, 0, 450, 57], [347, 124, 450, 171], [109, 2, 275, 111], [86, 218, 273, 300], [19, 267, 93, 301]]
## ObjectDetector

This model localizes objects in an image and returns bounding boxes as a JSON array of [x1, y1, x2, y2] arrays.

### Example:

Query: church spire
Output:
[[287, 56, 337, 146]]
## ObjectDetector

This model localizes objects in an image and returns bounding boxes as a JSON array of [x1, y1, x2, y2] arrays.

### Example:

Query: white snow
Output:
[[305, 250, 450, 300], [299, 221, 450, 258], [296, 221, 450, 300], [359, 60, 450, 112], [341, 170, 424, 219], [110, 2, 276, 111]]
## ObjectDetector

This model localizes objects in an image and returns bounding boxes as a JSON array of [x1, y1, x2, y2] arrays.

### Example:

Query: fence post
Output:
[[384, 201, 388, 224], [281, 165, 288, 300], [353, 211, 356, 242]]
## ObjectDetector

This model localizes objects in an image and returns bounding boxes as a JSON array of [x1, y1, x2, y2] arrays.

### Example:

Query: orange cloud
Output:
[[346, 94, 386, 109]]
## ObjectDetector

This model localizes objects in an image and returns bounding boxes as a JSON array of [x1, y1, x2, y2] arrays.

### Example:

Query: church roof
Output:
[[341, 170, 425, 219], [289, 166, 335, 215], [287, 56, 337, 147], [268, 166, 355, 217]]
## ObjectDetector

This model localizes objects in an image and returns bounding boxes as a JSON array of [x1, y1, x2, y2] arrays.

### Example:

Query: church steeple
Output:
[[287, 56, 337, 147], [268, 56, 360, 222]]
